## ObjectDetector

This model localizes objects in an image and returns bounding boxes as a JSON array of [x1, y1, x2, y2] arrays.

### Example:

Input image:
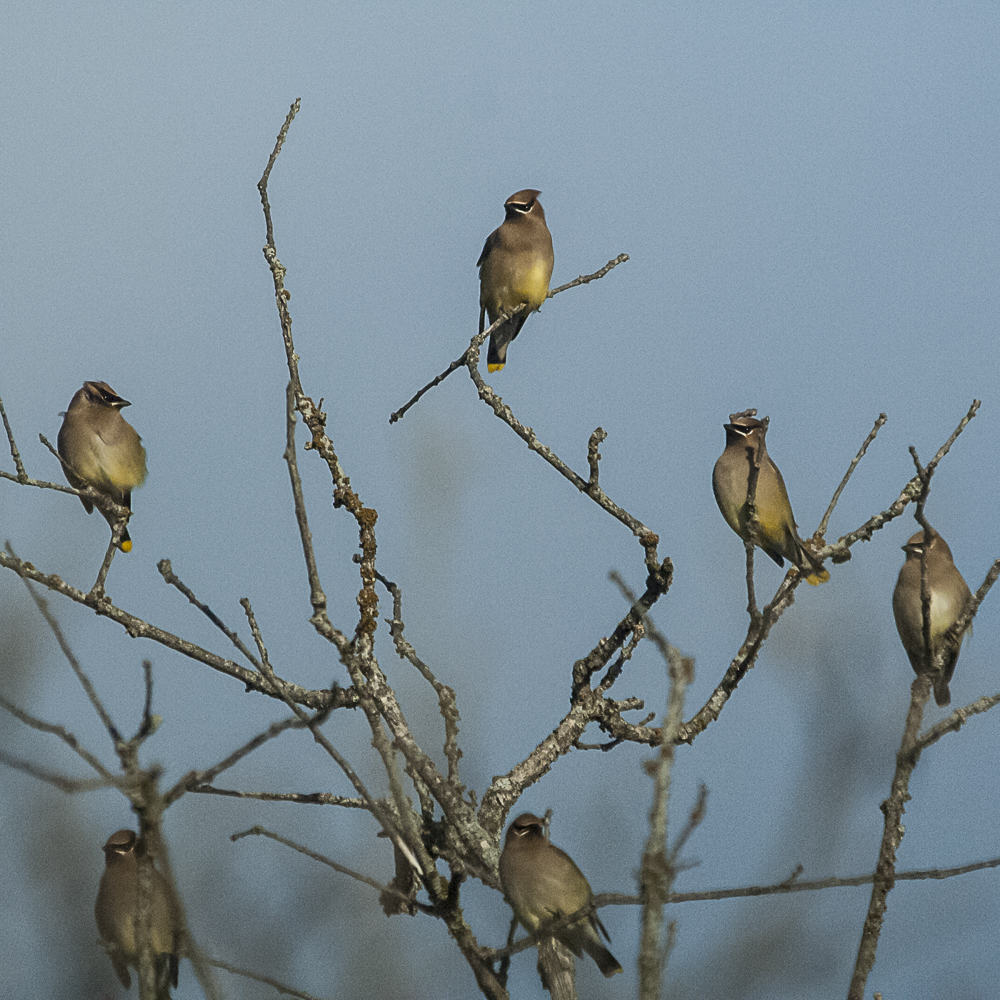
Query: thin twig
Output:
[[592, 852, 1000, 908], [0, 395, 27, 480], [17, 573, 122, 740], [148, 829, 224, 1000], [258, 99, 300, 250], [89, 532, 122, 599], [387, 309, 517, 425], [594, 628, 643, 695], [0, 466, 78, 493], [190, 785, 366, 807], [239, 598, 421, 875], [231, 825, 434, 914], [388, 254, 629, 425], [929, 399, 981, 466], [669, 785, 708, 864], [586, 428, 606, 488], [740, 410, 765, 622], [908, 448, 936, 679], [158, 559, 263, 670], [847, 672, 932, 1000], [637, 603, 694, 999], [465, 356, 660, 560], [479, 560, 674, 838], [0, 696, 114, 779], [0, 749, 114, 792], [376, 570, 463, 784], [913, 689, 1000, 754], [164, 714, 307, 805], [284, 381, 329, 625], [257, 101, 377, 654], [0, 545, 356, 710], [547, 254, 630, 295], [206, 955, 330, 1000], [0, 432, 93, 499], [134, 661, 157, 742], [816, 413, 887, 537], [821, 400, 980, 559]]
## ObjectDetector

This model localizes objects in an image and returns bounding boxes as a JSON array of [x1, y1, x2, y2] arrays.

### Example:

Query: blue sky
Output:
[[2, 4, 999, 998]]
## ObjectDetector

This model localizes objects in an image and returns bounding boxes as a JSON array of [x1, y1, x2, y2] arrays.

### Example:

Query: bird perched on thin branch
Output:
[[477, 189, 554, 372], [499, 812, 622, 978], [95, 829, 182, 996], [893, 527, 973, 706], [712, 411, 829, 585], [57, 381, 147, 552]]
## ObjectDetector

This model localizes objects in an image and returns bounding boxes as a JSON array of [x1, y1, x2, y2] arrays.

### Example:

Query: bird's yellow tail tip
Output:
[[487, 362, 505, 372], [120, 540, 133, 553], [805, 568, 830, 585]]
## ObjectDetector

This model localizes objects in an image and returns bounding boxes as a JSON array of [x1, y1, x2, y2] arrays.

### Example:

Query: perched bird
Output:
[[498, 812, 622, 978], [57, 381, 147, 552], [892, 528, 973, 706], [712, 412, 829, 585], [477, 189, 554, 372], [94, 829, 182, 994]]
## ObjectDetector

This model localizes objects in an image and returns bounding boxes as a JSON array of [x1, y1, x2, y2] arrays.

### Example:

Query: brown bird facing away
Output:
[[94, 829, 182, 995], [57, 381, 147, 552], [892, 527, 973, 707], [712, 411, 830, 585], [498, 812, 622, 978], [477, 189, 554, 372]]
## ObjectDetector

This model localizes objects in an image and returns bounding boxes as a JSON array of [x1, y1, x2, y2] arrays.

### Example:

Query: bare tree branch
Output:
[[388, 254, 629, 425], [816, 412, 887, 537], [848, 668, 933, 997], [231, 825, 434, 914], [0, 694, 114, 780], [0, 394, 27, 481], [594, 852, 1000, 907], [158, 559, 264, 671], [164, 714, 307, 806], [0, 543, 357, 711], [845, 419, 987, 1000], [913, 687, 1000, 755], [206, 955, 330, 1000], [376, 570, 463, 786], [638, 642, 693, 999], [284, 381, 330, 626], [189, 785, 366, 807], [465, 352, 660, 562], [0, 749, 115, 792], [18, 574, 122, 741]]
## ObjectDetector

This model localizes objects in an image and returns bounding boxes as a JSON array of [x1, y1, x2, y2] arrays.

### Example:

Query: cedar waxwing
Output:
[[57, 381, 147, 552], [892, 528, 973, 707], [94, 829, 182, 994], [477, 189, 555, 372], [712, 412, 830, 585], [498, 813, 622, 978]]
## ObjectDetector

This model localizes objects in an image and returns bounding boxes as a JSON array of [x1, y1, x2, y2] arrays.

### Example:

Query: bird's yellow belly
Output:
[[484, 258, 551, 318]]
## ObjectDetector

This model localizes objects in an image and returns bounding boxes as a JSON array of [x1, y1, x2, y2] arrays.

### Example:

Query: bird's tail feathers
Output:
[[933, 676, 952, 707], [487, 330, 510, 372], [583, 937, 623, 978]]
